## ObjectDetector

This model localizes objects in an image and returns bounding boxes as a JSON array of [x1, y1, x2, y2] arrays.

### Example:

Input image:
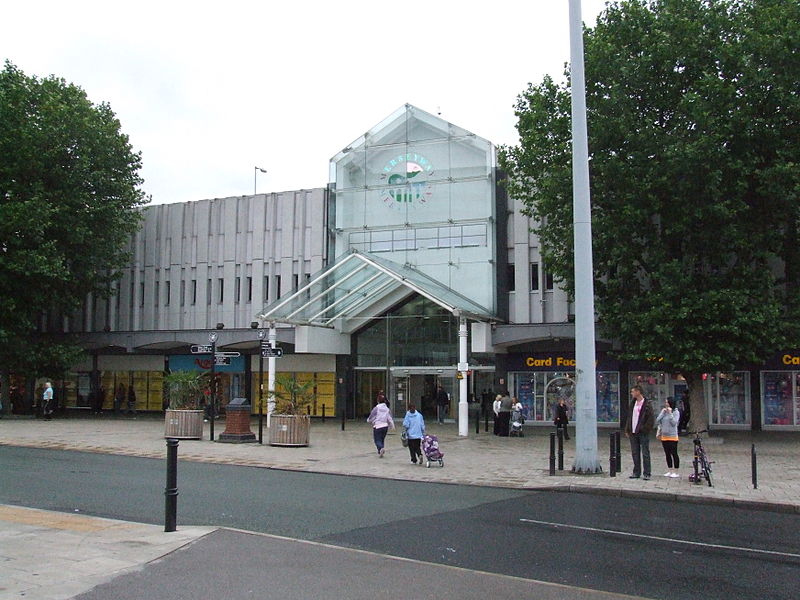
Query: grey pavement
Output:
[[1, 415, 799, 599]]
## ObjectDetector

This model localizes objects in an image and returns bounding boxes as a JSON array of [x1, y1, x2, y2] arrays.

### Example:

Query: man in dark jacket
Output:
[[624, 385, 654, 480], [554, 398, 570, 440]]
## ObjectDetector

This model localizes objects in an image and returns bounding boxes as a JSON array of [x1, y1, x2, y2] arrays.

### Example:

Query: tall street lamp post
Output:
[[569, 0, 601, 473], [254, 167, 267, 195]]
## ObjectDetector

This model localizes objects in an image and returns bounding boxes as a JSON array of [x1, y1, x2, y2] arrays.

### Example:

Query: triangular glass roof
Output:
[[256, 250, 495, 329]]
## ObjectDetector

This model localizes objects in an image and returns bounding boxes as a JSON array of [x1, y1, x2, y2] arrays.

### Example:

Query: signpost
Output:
[[261, 346, 283, 358], [190, 344, 213, 354]]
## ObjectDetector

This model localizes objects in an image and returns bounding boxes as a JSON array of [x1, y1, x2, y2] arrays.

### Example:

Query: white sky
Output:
[[1, 1, 609, 205]]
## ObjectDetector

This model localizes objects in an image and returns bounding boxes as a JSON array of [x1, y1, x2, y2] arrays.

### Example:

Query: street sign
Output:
[[261, 347, 283, 358], [214, 356, 231, 366], [191, 344, 213, 354], [215, 351, 241, 358]]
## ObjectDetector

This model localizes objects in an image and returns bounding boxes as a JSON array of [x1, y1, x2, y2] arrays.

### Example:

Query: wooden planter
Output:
[[164, 409, 204, 439], [269, 414, 310, 447]]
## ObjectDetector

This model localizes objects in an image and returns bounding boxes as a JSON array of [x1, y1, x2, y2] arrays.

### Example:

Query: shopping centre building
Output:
[[23, 105, 800, 431]]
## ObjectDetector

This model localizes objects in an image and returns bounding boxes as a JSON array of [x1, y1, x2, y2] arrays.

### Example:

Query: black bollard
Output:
[[549, 432, 556, 476], [164, 438, 179, 532], [341, 408, 346, 431], [615, 431, 621, 473], [609, 432, 616, 477], [751, 443, 758, 489], [322, 404, 326, 423], [557, 428, 564, 471]]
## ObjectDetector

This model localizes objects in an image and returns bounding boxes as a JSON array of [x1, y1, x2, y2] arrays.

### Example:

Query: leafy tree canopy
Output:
[[500, 0, 800, 427], [0, 61, 146, 378]]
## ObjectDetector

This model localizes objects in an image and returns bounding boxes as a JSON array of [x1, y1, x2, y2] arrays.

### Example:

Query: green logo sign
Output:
[[380, 153, 434, 209]]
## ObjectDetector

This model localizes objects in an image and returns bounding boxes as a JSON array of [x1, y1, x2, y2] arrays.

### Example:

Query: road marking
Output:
[[519, 518, 800, 560]]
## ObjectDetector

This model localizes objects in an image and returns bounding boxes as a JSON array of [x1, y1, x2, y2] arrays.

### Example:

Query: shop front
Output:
[[505, 352, 622, 426], [761, 351, 800, 429]]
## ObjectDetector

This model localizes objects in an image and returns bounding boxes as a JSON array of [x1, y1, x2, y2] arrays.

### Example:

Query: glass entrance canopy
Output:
[[256, 249, 496, 329]]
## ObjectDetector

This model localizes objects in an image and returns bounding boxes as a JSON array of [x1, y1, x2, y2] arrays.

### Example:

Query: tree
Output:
[[0, 61, 146, 408], [499, 0, 800, 431]]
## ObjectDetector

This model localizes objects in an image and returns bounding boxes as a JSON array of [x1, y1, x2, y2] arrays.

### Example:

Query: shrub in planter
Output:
[[163, 370, 207, 439], [269, 375, 314, 446]]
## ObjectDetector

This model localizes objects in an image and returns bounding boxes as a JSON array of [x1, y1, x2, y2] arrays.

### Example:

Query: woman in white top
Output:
[[367, 399, 395, 457], [492, 394, 502, 435]]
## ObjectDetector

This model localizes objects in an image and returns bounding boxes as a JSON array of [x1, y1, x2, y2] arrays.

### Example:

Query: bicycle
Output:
[[688, 429, 713, 487]]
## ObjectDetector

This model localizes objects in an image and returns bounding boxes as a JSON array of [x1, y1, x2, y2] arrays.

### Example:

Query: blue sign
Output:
[[169, 354, 244, 373]]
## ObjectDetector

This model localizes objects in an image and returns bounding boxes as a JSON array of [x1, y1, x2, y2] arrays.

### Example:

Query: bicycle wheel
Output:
[[700, 451, 713, 487]]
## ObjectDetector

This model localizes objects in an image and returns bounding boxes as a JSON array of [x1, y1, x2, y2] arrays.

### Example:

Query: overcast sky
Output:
[[2, 0, 609, 205]]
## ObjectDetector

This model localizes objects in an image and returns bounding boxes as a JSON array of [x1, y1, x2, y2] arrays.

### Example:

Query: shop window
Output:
[[762, 371, 798, 426], [707, 372, 750, 426]]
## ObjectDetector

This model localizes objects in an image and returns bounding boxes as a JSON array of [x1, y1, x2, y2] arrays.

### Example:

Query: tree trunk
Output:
[[0, 369, 9, 415], [683, 372, 708, 433]]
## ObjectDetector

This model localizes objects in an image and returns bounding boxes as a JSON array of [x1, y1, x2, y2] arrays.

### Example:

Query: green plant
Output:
[[163, 370, 206, 410], [272, 374, 314, 415]]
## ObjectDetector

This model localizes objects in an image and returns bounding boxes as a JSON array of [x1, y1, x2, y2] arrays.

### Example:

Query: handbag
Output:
[[400, 428, 409, 447]]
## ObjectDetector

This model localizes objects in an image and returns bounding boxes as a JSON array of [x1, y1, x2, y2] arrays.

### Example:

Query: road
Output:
[[2, 446, 798, 599]]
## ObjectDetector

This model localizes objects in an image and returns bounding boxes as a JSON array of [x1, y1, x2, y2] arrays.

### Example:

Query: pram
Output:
[[422, 434, 444, 468], [510, 409, 525, 437]]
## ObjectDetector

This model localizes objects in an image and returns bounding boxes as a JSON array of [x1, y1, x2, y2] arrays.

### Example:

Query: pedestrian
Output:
[[554, 397, 570, 440], [678, 390, 691, 433], [497, 391, 513, 436], [624, 385, 654, 480], [114, 383, 126, 415], [42, 381, 54, 420], [367, 396, 394, 457], [127, 384, 137, 415], [376, 389, 387, 406], [435, 384, 449, 423], [492, 394, 501, 435], [402, 403, 425, 465], [656, 397, 681, 478]]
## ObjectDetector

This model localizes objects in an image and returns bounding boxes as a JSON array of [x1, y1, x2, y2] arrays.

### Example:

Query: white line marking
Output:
[[519, 518, 800, 560]]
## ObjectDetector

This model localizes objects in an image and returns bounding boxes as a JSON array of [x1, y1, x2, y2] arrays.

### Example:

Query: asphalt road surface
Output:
[[2, 447, 798, 599]]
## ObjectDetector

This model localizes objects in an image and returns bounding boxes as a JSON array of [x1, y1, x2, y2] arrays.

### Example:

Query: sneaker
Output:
[[411, 460, 417, 464], [669, 472, 680, 478], [628, 475, 640, 479], [379, 448, 385, 457], [643, 475, 651, 480], [663, 472, 672, 477]]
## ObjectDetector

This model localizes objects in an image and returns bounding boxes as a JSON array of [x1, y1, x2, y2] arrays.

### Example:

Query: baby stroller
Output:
[[422, 434, 444, 468], [510, 409, 525, 437]]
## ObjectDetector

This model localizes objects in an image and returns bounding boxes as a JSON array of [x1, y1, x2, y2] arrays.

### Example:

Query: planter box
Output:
[[269, 414, 310, 447], [164, 409, 204, 439]]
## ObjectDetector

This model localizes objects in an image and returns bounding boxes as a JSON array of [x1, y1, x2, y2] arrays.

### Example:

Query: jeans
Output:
[[373, 426, 389, 451], [629, 432, 651, 477]]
